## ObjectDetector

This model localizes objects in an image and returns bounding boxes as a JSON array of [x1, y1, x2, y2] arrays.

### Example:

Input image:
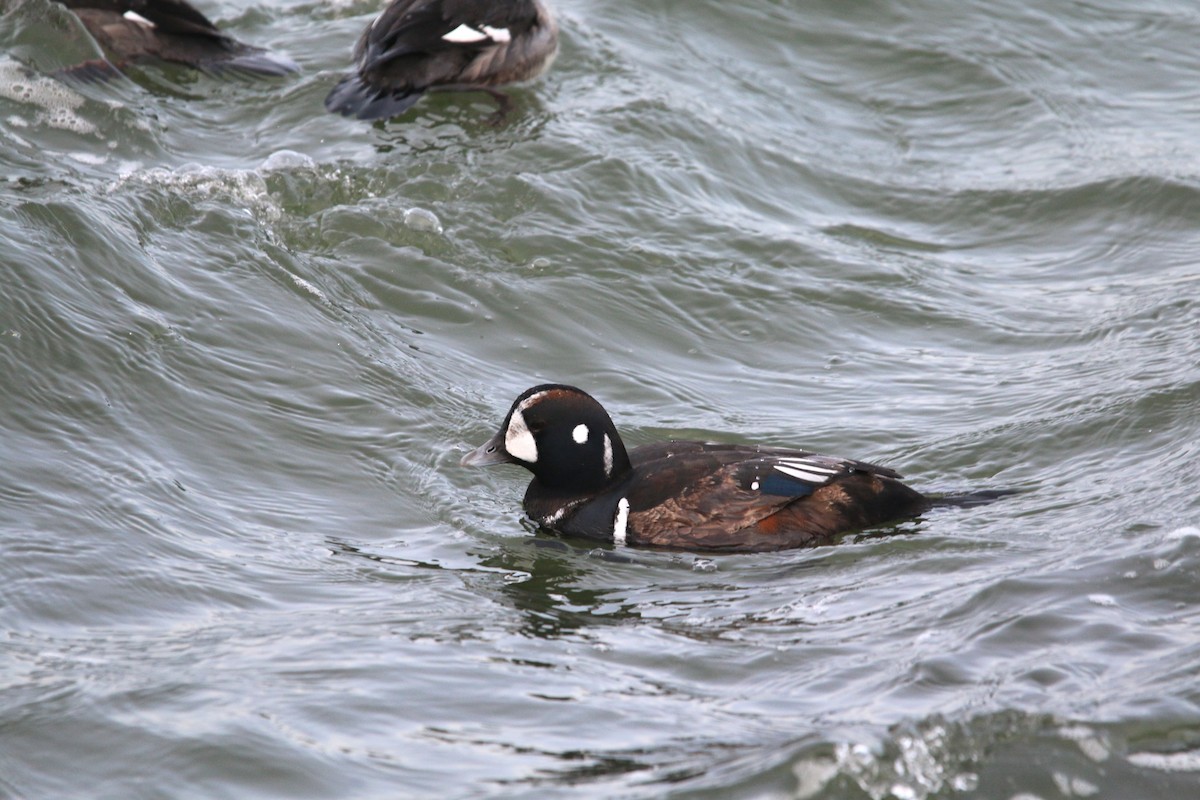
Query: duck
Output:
[[58, 0, 299, 78], [461, 384, 1011, 553], [325, 0, 558, 121]]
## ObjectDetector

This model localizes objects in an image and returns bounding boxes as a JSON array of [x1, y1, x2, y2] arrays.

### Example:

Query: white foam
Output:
[[1128, 749, 1200, 771], [0, 59, 95, 135], [66, 151, 107, 165], [1166, 525, 1200, 540], [289, 274, 326, 301], [112, 165, 281, 223]]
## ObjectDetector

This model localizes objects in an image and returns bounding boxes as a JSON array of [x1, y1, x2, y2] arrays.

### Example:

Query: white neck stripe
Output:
[[613, 498, 630, 545]]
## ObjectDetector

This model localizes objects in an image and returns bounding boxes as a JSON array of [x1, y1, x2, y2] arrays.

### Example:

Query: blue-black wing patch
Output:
[[736, 454, 867, 498]]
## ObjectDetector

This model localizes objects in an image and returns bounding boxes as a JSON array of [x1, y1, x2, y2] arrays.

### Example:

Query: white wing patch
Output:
[[603, 433, 613, 477], [442, 24, 512, 44], [123, 10, 155, 27], [613, 497, 630, 545], [772, 457, 842, 485]]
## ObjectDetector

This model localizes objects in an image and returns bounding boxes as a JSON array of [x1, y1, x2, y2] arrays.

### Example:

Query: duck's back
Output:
[[620, 441, 928, 551]]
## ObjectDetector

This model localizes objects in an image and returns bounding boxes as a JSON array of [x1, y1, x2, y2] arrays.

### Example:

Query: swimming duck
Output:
[[325, 0, 558, 120], [462, 384, 1010, 552], [59, 0, 298, 78]]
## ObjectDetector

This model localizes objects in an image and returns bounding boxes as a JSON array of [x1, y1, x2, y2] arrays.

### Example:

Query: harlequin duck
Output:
[[325, 0, 558, 120], [59, 0, 299, 78], [461, 384, 1011, 553]]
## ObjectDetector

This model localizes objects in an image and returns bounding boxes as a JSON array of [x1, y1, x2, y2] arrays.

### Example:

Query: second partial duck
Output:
[[325, 0, 558, 121]]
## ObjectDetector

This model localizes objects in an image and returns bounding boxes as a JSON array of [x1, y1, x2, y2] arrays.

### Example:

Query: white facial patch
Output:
[[442, 24, 512, 44], [572, 423, 589, 444], [613, 498, 630, 545], [504, 409, 538, 464], [123, 10, 155, 26], [773, 457, 840, 485], [603, 434, 613, 477]]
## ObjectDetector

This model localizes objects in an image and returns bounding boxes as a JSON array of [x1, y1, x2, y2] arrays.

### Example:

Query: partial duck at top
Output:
[[58, 0, 298, 78], [325, 0, 558, 121]]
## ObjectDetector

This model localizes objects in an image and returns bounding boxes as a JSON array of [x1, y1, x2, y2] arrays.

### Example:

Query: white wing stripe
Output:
[[774, 464, 836, 484], [123, 10, 155, 26], [442, 24, 512, 44], [776, 458, 838, 473]]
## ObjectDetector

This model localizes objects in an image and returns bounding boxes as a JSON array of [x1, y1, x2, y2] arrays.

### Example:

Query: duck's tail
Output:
[[324, 73, 423, 120]]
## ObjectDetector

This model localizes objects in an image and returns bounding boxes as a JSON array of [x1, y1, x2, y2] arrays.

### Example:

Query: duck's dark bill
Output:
[[461, 432, 511, 466]]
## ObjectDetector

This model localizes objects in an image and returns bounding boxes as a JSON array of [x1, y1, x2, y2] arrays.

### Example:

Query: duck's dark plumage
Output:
[[462, 384, 1010, 553], [325, 0, 558, 120], [59, 0, 298, 78]]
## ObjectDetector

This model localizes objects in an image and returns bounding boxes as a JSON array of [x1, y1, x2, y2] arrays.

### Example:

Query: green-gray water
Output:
[[3, 0, 1199, 797]]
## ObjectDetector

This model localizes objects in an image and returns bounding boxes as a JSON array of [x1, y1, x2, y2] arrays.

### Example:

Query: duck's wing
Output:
[[625, 444, 914, 550]]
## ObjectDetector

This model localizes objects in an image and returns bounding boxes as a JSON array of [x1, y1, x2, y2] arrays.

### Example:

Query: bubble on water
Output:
[[0, 59, 95, 135], [260, 149, 316, 171], [1086, 593, 1116, 607], [403, 207, 442, 233], [691, 558, 717, 572]]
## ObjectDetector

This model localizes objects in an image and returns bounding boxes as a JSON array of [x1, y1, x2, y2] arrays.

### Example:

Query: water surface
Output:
[[2, 0, 1200, 797]]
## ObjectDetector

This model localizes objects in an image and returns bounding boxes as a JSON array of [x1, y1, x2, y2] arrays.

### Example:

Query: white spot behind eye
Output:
[[123, 10, 155, 26], [505, 409, 538, 463], [613, 498, 630, 545], [572, 423, 589, 444], [751, 480, 760, 491]]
